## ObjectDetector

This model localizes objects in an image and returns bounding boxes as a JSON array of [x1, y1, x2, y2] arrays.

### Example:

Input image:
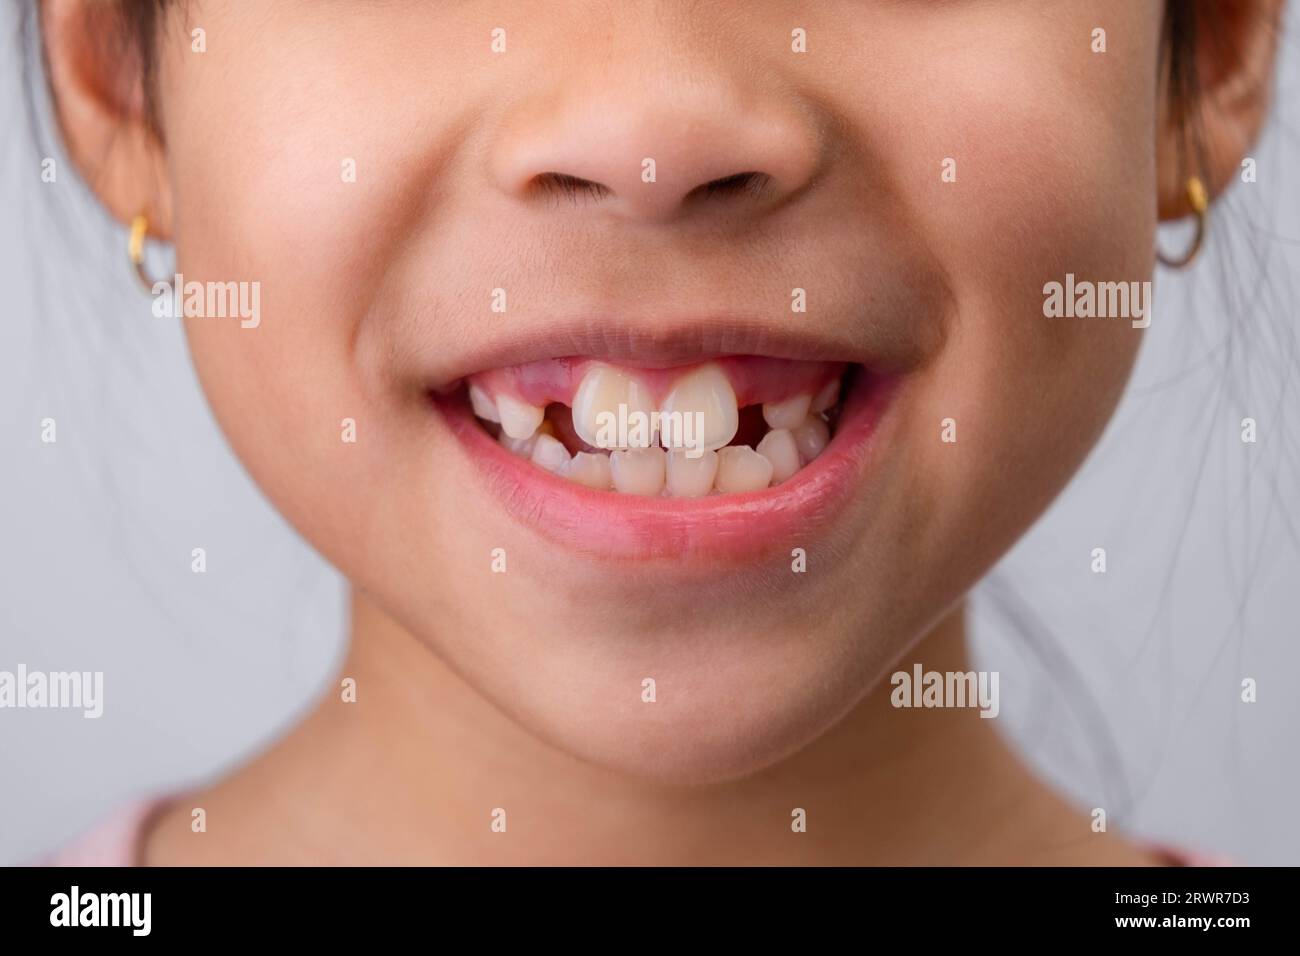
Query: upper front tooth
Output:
[[659, 363, 738, 453], [810, 378, 840, 413], [469, 383, 501, 423], [610, 446, 666, 495], [497, 393, 545, 440], [572, 364, 657, 449], [762, 394, 812, 430]]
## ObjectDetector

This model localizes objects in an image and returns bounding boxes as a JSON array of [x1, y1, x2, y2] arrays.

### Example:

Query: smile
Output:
[[431, 351, 899, 562]]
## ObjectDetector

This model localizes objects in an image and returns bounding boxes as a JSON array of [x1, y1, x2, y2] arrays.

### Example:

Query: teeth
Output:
[[659, 363, 739, 453], [762, 394, 812, 431], [610, 446, 666, 496], [791, 415, 830, 463], [483, 363, 840, 494], [715, 445, 774, 494], [497, 393, 545, 440], [755, 428, 800, 484], [499, 429, 539, 457], [469, 383, 501, 423], [572, 363, 657, 449], [666, 449, 719, 498], [565, 451, 614, 490], [530, 433, 571, 474], [810, 378, 840, 414]]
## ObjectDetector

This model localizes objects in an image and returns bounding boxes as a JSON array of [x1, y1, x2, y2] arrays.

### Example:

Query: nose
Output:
[[488, 64, 824, 224]]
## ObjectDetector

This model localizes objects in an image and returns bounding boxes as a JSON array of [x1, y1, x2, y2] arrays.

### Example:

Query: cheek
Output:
[[942, 48, 1152, 528], [828, 5, 1158, 575], [919, 56, 1154, 491], [158, 16, 472, 573]]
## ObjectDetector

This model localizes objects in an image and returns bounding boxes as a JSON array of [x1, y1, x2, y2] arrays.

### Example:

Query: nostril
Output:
[[528, 170, 773, 210], [528, 172, 612, 205], [687, 172, 773, 203]]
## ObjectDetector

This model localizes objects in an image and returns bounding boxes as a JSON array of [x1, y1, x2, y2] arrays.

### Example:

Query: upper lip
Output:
[[415, 312, 938, 391]]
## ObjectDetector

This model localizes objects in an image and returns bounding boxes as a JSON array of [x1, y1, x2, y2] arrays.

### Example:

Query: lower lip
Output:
[[433, 370, 897, 564]]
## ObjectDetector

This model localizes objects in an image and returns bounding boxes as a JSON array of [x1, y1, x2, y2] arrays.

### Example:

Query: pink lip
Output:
[[434, 368, 898, 564]]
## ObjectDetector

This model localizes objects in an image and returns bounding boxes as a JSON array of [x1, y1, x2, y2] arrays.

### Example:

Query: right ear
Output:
[[42, 0, 173, 237]]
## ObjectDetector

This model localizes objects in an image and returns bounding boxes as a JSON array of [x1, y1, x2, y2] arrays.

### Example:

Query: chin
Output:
[[418, 594, 900, 787]]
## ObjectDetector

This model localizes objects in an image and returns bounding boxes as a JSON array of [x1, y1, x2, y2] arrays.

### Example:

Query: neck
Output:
[[147, 590, 1136, 865]]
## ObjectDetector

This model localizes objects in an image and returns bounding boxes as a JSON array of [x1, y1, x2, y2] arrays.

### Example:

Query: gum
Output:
[[468, 356, 846, 409]]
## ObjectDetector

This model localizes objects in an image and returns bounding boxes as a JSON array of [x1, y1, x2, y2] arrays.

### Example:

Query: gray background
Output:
[[2, 1, 1297, 865]]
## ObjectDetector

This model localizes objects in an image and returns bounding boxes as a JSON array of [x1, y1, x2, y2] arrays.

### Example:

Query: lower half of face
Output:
[[166, 1, 1158, 782]]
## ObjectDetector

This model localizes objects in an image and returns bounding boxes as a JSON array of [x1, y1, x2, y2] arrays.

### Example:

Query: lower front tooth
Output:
[[499, 430, 539, 457], [715, 446, 774, 493], [666, 449, 719, 498], [530, 433, 571, 474], [755, 429, 800, 484], [566, 451, 613, 490], [497, 393, 545, 440], [610, 446, 666, 496], [791, 415, 830, 463]]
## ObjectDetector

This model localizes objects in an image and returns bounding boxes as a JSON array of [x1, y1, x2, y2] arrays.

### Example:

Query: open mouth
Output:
[[430, 354, 896, 562], [455, 357, 848, 494]]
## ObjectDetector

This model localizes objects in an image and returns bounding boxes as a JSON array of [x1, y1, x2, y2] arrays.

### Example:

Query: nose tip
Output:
[[489, 88, 822, 223]]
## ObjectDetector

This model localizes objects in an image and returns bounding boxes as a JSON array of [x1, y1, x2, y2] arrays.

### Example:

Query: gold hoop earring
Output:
[[1157, 176, 1208, 269], [128, 214, 169, 292]]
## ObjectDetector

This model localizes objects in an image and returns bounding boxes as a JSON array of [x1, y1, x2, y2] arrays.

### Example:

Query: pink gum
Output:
[[468, 357, 846, 408]]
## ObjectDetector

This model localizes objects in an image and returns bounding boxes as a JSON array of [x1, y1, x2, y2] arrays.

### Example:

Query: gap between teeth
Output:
[[475, 363, 841, 497]]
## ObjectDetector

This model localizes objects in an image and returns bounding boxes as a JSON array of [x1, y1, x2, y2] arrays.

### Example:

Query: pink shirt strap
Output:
[[39, 799, 163, 867]]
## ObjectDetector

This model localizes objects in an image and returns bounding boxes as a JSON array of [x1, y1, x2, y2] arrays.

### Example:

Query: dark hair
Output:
[[1161, 0, 1208, 183], [120, 0, 165, 133]]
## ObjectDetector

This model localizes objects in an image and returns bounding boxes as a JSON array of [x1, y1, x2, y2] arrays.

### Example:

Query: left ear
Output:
[[1156, 0, 1286, 219]]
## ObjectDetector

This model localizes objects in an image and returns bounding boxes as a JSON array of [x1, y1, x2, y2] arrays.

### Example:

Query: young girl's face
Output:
[[150, 2, 1159, 781]]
